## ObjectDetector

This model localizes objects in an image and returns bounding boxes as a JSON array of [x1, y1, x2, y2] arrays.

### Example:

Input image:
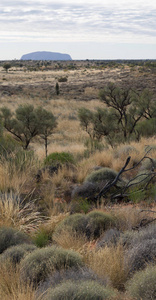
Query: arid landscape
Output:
[[0, 60, 156, 300]]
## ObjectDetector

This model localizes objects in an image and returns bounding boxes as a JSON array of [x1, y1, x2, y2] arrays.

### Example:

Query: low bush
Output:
[[140, 157, 156, 171], [71, 182, 99, 201], [54, 213, 88, 237], [126, 239, 156, 274], [96, 229, 121, 248], [86, 211, 116, 239], [20, 246, 83, 286], [126, 265, 156, 300], [0, 226, 31, 254], [44, 152, 75, 166], [0, 243, 37, 265], [54, 211, 115, 240], [37, 267, 108, 298], [85, 167, 118, 184], [44, 280, 116, 300], [58, 76, 68, 82]]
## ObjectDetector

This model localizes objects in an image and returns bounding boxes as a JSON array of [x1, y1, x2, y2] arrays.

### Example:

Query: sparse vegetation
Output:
[[0, 60, 156, 299]]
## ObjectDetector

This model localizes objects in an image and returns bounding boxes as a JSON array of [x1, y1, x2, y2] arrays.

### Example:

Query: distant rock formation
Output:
[[21, 51, 72, 61]]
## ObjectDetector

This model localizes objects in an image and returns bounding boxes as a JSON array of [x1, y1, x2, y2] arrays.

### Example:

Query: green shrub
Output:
[[85, 168, 118, 184], [44, 152, 75, 166], [54, 214, 88, 236], [33, 229, 50, 248], [20, 246, 83, 286], [126, 265, 156, 300], [0, 243, 36, 265], [0, 135, 20, 160], [0, 227, 31, 254], [86, 211, 115, 239], [58, 76, 68, 82], [45, 280, 116, 300], [54, 211, 115, 240]]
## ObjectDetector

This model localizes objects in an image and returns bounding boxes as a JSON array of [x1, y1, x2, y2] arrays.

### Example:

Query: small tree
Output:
[[0, 105, 57, 154], [36, 107, 57, 157], [55, 82, 60, 95], [3, 62, 11, 73]]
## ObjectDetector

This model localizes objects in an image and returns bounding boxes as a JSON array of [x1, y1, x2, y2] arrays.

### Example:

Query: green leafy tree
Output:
[[0, 105, 57, 154], [36, 107, 57, 157], [3, 62, 11, 73], [78, 83, 156, 147]]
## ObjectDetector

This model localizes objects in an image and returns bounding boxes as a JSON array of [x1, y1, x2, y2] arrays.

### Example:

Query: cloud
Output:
[[0, 0, 156, 44]]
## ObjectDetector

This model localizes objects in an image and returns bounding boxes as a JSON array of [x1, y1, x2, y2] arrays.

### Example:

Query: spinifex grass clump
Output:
[[86, 211, 116, 239], [126, 265, 156, 300], [54, 211, 115, 240], [0, 226, 31, 254], [44, 152, 75, 166], [20, 246, 83, 286], [44, 280, 117, 300], [85, 167, 118, 184], [0, 244, 37, 266]]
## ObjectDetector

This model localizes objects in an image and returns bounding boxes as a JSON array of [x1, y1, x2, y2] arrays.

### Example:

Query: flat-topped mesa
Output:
[[21, 51, 72, 60]]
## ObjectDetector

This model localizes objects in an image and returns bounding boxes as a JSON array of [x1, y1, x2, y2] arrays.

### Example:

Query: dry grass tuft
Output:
[[53, 228, 88, 251], [0, 192, 43, 233], [0, 261, 36, 300], [84, 243, 128, 290]]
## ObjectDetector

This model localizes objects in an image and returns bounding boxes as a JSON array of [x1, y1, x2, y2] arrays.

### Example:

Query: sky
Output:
[[0, 0, 156, 60]]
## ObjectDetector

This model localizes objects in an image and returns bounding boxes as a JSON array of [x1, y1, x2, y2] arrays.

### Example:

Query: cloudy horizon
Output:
[[0, 0, 156, 60]]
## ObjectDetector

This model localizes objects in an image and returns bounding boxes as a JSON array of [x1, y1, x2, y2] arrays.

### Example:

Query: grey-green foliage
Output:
[[78, 83, 156, 145], [126, 265, 156, 300], [126, 239, 156, 274], [44, 280, 116, 300], [0, 105, 57, 153], [0, 226, 31, 254], [85, 167, 118, 184], [37, 267, 108, 298], [140, 157, 156, 171], [54, 211, 115, 239], [0, 243, 37, 265], [20, 246, 83, 286]]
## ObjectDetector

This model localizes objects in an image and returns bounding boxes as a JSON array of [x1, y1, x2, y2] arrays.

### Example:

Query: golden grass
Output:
[[0, 261, 36, 300], [0, 191, 43, 232], [53, 228, 88, 251], [84, 243, 129, 290]]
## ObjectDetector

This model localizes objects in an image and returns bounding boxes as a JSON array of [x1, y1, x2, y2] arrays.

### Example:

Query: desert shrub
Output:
[[0, 226, 31, 254], [126, 239, 156, 274], [85, 168, 118, 184], [58, 76, 68, 82], [0, 135, 19, 159], [71, 182, 99, 201], [114, 145, 138, 159], [44, 152, 75, 166], [33, 229, 50, 248], [20, 246, 83, 286], [86, 211, 116, 239], [120, 224, 156, 248], [54, 213, 88, 236], [96, 229, 121, 248], [0, 243, 36, 265], [54, 211, 115, 240], [37, 267, 108, 298], [126, 265, 156, 300], [140, 157, 156, 171], [44, 280, 116, 300]]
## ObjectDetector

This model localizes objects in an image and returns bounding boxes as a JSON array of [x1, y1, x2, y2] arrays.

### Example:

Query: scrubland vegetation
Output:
[[0, 60, 156, 299]]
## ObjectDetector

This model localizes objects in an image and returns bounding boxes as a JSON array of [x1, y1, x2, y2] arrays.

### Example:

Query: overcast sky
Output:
[[0, 0, 156, 60]]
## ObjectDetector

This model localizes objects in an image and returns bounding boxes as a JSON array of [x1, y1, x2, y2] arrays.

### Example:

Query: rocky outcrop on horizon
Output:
[[21, 51, 72, 60]]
